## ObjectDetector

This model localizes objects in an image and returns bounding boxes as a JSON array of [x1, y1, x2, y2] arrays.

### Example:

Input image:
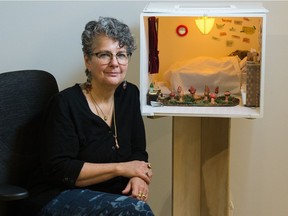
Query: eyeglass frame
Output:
[[90, 51, 132, 65]]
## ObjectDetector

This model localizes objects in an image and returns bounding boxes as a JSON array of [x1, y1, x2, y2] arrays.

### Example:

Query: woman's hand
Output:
[[122, 177, 150, 201], [117, 160, 152, 184]]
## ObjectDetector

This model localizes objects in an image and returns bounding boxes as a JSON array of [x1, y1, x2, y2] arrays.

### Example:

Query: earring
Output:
[[85, 69, 92, 91], [123, 80, 127, 90]]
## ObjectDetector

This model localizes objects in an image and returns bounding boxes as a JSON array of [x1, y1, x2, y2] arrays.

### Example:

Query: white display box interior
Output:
[[140, 2, 268, 118]]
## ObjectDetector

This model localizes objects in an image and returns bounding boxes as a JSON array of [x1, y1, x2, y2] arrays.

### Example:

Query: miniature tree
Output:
[[149, 82, 154, 93]]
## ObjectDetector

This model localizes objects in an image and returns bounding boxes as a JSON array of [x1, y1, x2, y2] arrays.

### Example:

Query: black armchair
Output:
[[0, 70, 59, 215]]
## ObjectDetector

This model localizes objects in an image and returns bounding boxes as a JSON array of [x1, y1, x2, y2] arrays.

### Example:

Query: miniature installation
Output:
[[145, 12, 263, 110], [147, 84, 239, 107], [147, 49, 260, 108]]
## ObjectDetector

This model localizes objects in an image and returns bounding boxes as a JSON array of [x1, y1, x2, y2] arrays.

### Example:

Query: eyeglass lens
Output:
[[93, 51, 130, 65]]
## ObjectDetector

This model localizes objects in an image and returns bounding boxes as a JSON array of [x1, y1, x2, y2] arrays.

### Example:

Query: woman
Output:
[[24, 17, 154, 216]]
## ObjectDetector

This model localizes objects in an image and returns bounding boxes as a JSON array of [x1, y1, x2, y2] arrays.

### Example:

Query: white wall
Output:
[[0, 1, 287, 216], [230, 2, 288, 216]]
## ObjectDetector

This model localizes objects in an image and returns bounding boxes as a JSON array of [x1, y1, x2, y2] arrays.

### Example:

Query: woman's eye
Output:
[[117, 53, 127, 59], [99, 53, 111, 58]]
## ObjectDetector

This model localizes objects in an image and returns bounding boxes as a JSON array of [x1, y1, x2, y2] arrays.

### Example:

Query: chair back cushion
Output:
[[0, 70, 59, 187]]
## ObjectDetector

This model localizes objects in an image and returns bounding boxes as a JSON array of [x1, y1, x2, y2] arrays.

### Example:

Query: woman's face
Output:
[[85, 36, 129, 88]]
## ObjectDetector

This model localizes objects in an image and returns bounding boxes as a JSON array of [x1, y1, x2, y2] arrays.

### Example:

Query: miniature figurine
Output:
[[214, 86, 219, 95], [204, 85, 210, 101], [177, 86, 184, 102], [209, 92, 217, 104], [188, 86, 197, 98], [169, 91, 176, 101], [158, 92, 165, 100], [224, 91, 231, 103]]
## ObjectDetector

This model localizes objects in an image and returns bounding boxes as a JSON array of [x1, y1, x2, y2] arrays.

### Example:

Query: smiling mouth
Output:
[[105, 72, 120, 77], [106, 71, 120, 74]]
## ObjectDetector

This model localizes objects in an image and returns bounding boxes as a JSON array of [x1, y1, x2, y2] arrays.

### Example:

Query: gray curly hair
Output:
[[81, 17, 136, 90], [81, 17, 136, 56]]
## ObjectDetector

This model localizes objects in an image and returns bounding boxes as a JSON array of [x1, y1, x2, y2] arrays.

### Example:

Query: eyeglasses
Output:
[[91, 51, 131, 65]]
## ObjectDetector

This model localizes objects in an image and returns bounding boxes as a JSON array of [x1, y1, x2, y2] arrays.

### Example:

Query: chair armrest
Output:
[[0, 184, 29, 201]]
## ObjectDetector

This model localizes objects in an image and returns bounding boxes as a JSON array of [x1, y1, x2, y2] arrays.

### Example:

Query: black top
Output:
[[22, 82, 148, 215]]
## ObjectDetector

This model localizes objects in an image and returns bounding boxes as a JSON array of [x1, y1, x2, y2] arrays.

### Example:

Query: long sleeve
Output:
[[40, 93, 84, 187]]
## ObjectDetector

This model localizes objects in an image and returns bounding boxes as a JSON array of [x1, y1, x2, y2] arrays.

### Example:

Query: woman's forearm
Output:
[[75, 160, 152, 187], [75, 162, 121, 187]]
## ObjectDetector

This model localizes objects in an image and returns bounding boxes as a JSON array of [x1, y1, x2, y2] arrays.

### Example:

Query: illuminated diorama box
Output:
[[140, 2, 268, 118]]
